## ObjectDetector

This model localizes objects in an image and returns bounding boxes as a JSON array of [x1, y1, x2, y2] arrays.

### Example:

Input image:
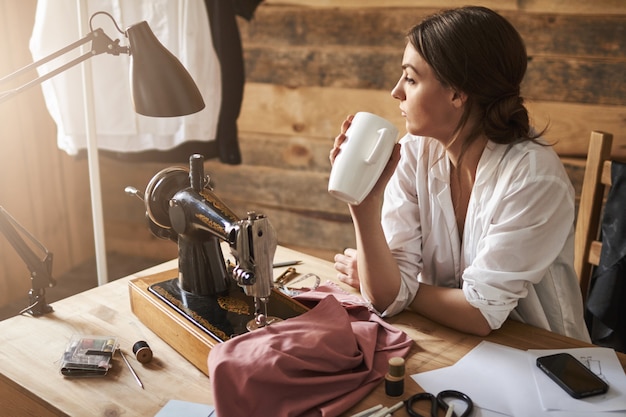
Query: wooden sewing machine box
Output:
[[129, 268, 308, 376]]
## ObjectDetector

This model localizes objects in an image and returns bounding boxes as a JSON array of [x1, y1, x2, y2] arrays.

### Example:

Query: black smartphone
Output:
[[536, 353, 609, 399]]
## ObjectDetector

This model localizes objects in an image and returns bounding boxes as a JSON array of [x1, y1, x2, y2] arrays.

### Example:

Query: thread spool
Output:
[[132, 340, 153, 364], [385, 357, 405, 397]]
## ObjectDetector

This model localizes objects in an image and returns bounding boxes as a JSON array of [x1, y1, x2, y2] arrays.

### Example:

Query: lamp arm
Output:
[[0, 206, 55, 291], [0, 28, 129, 104]]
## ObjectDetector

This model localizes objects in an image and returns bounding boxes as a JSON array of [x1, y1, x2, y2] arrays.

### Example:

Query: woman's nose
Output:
[[391, 80, 404, 100]]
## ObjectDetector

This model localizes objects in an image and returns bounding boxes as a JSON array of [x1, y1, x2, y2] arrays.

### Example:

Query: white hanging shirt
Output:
[[377, 134, 590, 342], [29, 0, 220, 155]]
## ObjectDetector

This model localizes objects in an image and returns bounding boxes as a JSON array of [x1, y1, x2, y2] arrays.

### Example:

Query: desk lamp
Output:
[[0, 206, 55, 316], [0, 10, 205, 290]]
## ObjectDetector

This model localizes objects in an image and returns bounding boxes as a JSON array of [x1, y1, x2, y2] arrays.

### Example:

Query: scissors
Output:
[[405, 390, 473, 417]]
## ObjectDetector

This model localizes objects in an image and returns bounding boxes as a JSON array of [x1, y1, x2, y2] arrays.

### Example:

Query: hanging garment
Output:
[[209, 289, 413, 417], [98, 0, 263, 164], [232, 0, 265, 20], [586, 161, 626, 353], [202, 0, 264, 164], [29, 0, 222, 160]]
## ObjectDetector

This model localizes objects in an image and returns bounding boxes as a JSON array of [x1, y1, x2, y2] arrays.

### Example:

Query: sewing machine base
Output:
[[149, 278, 307, 342], [128, 269, 308, 376]]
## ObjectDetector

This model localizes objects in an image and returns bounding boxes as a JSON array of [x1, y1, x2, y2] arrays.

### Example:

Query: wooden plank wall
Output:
[[1, 0, 625, 307]]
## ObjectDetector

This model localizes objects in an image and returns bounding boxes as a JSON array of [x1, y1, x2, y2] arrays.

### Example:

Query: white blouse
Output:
[[376, 134, 590, 341]]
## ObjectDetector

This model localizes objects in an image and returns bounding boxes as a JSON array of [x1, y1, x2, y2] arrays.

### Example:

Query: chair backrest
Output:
[[574, 131, 613, 303]]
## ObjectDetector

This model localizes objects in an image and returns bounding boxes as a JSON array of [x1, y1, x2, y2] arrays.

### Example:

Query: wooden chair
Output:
[[574, 131, 613, 303]]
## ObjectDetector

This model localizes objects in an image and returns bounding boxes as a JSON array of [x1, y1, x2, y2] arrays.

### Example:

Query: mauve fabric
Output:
[[208, 288, 413, 416]]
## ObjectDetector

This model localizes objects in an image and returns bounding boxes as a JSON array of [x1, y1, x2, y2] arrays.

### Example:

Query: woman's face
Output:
[[391, 43, 463, 143]]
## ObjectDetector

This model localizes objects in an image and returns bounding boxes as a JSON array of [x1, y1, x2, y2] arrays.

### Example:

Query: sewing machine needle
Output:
[[119, 349, 144, 389]]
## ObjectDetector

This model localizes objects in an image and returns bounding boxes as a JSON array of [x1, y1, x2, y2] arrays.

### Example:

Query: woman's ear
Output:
[[451, 90, 467, 108]]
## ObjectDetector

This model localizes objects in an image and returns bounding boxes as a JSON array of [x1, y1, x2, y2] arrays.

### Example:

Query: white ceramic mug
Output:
[[328, 112, 399, 205]]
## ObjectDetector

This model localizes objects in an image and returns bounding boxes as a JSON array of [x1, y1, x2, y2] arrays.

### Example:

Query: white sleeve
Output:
[[373, 136, 423, 317], [370, 276, 420, 318], [462, 164, 575, 330]]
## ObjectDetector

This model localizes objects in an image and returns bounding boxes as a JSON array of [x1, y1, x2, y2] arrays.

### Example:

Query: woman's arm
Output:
[[410, 284, 492, 336], [352, 193, 492, 336], [349, 195, 403, 312]]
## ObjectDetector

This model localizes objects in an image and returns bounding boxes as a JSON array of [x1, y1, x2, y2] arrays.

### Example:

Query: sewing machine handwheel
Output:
[[144, 167, 189, 229]]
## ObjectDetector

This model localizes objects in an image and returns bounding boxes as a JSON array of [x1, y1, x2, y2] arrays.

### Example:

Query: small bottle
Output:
[[385, 357, 405, 397]]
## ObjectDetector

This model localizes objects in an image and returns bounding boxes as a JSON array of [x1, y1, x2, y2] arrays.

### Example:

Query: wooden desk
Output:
[[0, 245, 624, 416]]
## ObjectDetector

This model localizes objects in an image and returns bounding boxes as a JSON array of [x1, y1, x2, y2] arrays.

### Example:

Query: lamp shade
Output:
[[126, 21, 205, 117]]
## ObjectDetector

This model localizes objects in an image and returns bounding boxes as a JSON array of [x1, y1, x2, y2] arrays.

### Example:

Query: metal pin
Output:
[[274, 266, 299, 286], [119, 349, 144, 389]]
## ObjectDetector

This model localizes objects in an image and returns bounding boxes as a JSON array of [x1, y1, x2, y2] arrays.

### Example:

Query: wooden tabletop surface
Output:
[[0, 245, 622, 417]]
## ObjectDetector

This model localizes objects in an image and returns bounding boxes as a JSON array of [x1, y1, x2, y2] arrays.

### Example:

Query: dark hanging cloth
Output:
[[203, 0, 264, 164], [96, 1, 264, 164], [585, 161, 626, 353], [232, 0, 265, 20]]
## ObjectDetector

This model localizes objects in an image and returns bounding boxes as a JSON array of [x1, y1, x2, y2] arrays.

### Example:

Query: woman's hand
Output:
[[329, 115, 354, 166], [365, 142, 401, 202], [333, 248, 360, 289], [329, 115, 402, 209]]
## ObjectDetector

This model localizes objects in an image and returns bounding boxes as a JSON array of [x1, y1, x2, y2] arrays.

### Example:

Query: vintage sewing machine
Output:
[[126, 155, 307, 370]]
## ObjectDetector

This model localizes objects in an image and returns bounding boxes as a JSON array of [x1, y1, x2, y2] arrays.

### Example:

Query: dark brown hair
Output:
[[408, 6, 543, 147]]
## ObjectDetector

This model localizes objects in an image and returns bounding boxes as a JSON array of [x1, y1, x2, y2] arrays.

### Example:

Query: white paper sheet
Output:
[[412, 341, 533, 416], [154, 400, 216, 417], [528, 347, 626, 412]]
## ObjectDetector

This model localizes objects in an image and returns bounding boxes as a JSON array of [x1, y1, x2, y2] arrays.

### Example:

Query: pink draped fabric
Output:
[[208, 286, 412, 416]]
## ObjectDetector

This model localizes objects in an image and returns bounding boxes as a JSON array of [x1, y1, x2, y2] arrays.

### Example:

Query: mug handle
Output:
[[364, 128, 390, 165]]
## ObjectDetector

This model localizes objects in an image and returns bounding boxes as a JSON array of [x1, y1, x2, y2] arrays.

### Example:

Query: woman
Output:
[[330, 6, 590, 341]]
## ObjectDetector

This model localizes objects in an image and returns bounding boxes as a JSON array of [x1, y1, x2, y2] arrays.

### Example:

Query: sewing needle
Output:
[[119, 349, 144, 389]]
